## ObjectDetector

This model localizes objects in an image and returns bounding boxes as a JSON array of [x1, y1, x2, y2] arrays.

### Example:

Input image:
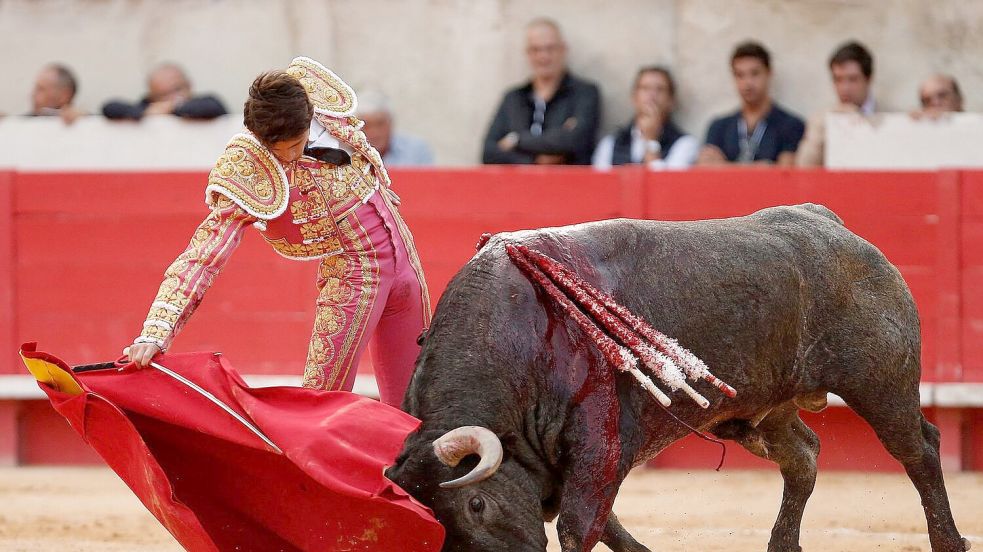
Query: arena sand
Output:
[[0, 467, 979, 551]]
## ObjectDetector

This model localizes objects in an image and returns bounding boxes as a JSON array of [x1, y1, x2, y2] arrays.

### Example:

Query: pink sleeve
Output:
[[134, 198, 255, 350]]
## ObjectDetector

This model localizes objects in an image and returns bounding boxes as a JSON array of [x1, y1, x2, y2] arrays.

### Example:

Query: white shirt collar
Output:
[[860, 95, 876, 116], [307, 118, 354, 155]]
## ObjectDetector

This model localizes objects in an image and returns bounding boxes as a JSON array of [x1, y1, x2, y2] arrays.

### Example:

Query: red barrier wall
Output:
[[962, 171, 983, 382], [0, 172, 15, 375], [4, 167, 982, 467]]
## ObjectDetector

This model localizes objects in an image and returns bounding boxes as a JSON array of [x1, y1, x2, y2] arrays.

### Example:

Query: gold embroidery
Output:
[[301, 249, 357, 389], [299, 218, 341, 242], [314, 113, 391, 189], [212, 195, 236, 209], [290, 192, 328, 222], [207, 134, 289, 219], [320, 256, 347, 278], [323, 218, 380, 390], [292, 166, 317, 193], [264, 236, 344, 259], [314, 305, 346, 335], [140, 325, 171, 341], [138, 206, 253, 348], [286, 57, 357, 117]]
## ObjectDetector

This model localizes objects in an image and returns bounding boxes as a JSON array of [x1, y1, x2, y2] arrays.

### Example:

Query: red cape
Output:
[[20, 343, 444, 552]]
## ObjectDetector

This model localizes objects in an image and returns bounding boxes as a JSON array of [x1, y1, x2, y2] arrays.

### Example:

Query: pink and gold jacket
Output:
[[134, 57, 422, 350]]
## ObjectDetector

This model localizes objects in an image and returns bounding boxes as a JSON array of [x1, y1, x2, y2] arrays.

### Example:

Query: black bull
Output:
[[387, 204, 971, 552]]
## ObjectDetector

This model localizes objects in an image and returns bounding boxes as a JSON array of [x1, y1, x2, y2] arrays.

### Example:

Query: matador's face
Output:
[[267, 132, 309, 164]]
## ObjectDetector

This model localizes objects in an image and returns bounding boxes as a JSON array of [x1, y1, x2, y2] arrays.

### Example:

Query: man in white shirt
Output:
[[797, 41, 877, 167], [592, 66, 698, 170]]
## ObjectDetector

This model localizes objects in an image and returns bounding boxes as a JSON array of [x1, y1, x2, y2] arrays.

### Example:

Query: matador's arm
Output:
[[133, 196, 256, 350]]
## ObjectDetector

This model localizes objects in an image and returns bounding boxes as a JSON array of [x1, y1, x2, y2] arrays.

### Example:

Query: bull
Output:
[[386, 204, 971, 552]]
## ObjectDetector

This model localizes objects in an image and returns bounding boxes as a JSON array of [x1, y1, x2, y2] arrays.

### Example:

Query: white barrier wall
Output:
[[3, 114, 983, 171], [827, 113, 983, 170], [2, 0, 982, 166], [0, 116, 243, 170]]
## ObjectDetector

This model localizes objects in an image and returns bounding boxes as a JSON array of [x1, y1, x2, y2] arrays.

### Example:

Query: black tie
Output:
[[303, 146, 351, 166]]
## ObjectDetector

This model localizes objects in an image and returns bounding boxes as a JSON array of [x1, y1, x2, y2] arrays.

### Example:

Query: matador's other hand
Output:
[[124, 343, 161, 368]]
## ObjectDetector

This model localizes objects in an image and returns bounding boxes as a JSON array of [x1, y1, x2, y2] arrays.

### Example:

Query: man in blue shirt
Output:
[[697, 41, 804, 166]]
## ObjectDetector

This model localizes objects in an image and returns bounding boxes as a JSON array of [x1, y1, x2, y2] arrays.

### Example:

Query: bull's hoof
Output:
[[964, 536, 973, 551]]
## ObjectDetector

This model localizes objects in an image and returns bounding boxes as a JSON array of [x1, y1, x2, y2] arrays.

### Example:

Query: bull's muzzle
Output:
[[432, 426, 503, 489]]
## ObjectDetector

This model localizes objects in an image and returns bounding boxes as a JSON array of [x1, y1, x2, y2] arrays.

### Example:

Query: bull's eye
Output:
[[468, 496, 485, 514]]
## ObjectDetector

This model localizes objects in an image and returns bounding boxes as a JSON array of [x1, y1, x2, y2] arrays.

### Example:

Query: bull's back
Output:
[[503, 203, 917, 401]]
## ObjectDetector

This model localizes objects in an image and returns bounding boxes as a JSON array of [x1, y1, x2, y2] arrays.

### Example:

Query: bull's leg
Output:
[[713, 408, 820, 552], [837, 388, 970, 551], [600, 511, 652, 552], [555, 387, 629, 552], [555, 469, 621, 552]]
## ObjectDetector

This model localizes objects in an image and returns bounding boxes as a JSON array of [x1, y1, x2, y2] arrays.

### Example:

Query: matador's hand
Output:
[[124, 343, 162, 368]]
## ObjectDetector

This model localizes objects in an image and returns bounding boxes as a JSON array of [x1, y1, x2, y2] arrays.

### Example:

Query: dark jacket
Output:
[[610, 120, 685, 166], [704, 103, 805, 163], [102, 95, 228, 120], [482, 72, 600, 165]]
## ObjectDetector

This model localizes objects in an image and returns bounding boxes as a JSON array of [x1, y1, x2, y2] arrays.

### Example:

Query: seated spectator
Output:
[[482, 17, 600, 165], [102, 63, 227, 120], [797, 41, 876, 166], [916, 73, 963, 117], [697, 41, 804, 166], [29, 63, 84, 124], [592, 66, 698, 170], [355, 88, 434, 166]]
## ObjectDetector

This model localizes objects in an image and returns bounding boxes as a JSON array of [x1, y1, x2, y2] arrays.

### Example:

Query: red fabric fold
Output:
[[21, 344, 444, 552]]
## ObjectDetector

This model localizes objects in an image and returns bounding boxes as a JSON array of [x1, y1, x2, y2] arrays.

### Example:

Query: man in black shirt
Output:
[[697, 41, 804, 166], [102, 63, 227, 121], [482, 18, 600, 165]]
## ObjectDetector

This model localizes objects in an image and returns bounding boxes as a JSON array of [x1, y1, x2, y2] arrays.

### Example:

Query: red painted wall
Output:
[[5, 167, 983, 467]]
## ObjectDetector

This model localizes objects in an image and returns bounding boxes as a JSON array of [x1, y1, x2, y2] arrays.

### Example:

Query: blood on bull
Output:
[[387, 203, 972, 552]]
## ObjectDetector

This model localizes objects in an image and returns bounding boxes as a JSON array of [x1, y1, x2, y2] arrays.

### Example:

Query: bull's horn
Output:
[[433, 426, 504, 489]]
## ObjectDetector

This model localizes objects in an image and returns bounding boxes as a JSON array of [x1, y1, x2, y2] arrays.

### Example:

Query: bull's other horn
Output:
[[433, 426, 503, 489]]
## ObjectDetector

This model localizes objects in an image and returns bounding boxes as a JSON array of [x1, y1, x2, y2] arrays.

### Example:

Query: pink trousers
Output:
[[300, 192, 430, 407]]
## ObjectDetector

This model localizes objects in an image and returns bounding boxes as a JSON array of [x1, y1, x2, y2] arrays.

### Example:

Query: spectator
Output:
[[917, 73, 963, 115], [482, 17, 600, 165], [29, 63, 84, 124], [355, 88, 434, 166], [698, 41, 804, 166], [593, 66, 699, 170], [796, 41, 876, 167], [102, 63, 227, 120]]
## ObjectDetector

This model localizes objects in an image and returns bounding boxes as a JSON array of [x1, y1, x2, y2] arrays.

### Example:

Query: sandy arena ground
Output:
[[0, 467, 979, 551]]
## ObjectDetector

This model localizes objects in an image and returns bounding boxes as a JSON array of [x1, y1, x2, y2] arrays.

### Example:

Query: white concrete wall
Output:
[[2, 0, 982, 165]]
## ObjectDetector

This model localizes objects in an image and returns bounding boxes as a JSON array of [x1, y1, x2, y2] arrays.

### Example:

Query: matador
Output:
[[128, 57, 430, 407]]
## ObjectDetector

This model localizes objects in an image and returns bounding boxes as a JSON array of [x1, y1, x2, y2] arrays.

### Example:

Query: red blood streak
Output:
[[505, 244, 630, 379]]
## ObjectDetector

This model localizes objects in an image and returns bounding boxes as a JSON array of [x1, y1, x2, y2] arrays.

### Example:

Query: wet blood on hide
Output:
[[519, 245, 737, 399]]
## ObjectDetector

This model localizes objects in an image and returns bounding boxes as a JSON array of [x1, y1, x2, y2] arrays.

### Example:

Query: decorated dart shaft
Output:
[[505, 244, 672, 407], [520, 246, 737, 399], [512, 245, 709, 408]]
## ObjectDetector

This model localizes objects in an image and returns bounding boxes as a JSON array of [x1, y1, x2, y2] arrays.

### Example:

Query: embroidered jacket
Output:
[[135, 56, 400, 350]]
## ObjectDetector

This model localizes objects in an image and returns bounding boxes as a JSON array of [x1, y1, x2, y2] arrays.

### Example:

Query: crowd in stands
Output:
[[10, 16, 969, 169], [483, 17, 967, 169]]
